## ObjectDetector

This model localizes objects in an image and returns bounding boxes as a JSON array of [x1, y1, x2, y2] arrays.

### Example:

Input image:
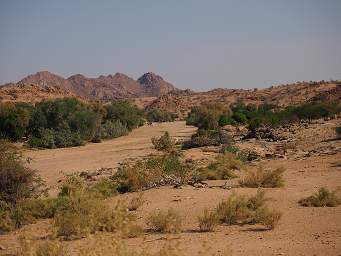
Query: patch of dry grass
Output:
[[198, 209, 219, 232], [127, 193, 145, 211], [197, 153, 243, 180], [299, 187, 341, 207], [239, 166, 285, 188], [215, 190, 281, 229], [146, 208, 182, 233]]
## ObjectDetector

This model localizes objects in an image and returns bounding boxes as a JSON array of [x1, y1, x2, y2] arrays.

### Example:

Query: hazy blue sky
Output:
[[1, 0, 340, 90]]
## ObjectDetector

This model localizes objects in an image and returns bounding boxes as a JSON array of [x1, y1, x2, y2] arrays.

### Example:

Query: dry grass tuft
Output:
[[299, 187, 341, 207], [198, 209, 219, 232], [197, 153, 242, 180], [127, 193, 145, 211], [239, 166, 285, 188], [215, 190, 281, 229], [146, 208, 182, 233]]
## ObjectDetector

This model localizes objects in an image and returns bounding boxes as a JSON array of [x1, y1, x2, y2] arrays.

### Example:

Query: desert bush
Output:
[[186, 104, 230, 130], [90, 179, 118, 198], [112, 154, 191, 193], [20, 235, 67, 256], [95, 120, 129, 140], [0, 140, 47, 204], [198, 209, 219, 232], [146, 208, 182, 233], [197, 153, 242, 181], [182, 129, 231, 149], [215, 190, 280, 229], [21, 197, 70, 219], [0, 98, 145, 148], [146, 109, 177, 122], [220, 144, 249, 162], [298, 187, 341, 207], [255, 207, 282, 230], [53, 189, 133, 239], [104, 100, 145, 130], [0, 102, 31, 141], [239, 166, 285, 188], [127, 194, 145, 211], [151, 131, 176, 153]]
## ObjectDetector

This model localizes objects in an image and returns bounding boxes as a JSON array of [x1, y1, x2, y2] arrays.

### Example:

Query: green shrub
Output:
[[0, 102, 31, 141], [186, 104, 230, 130], [104, 100, 145, 130], [182, 129, 231, 149], [197, 153, 242, 180], [239, 166, 285, 188], [90, 179, 117, 198], [0, 140, 47, 204], [146, 208, 182, 233], [53, 189, 133, 240], [112, 154, 191, 193], [299, 187, 341, 207], [198, 209, 219, 232], [146, 109, 177, 122], [95, 120, 128, 140], [151, 131, 176, 153]]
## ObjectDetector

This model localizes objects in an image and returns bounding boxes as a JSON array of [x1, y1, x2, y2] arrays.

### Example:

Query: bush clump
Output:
[[299, 187, 341, 207], [196, 153, 242, 181], [146, 208, 182, 233], [198, 209, 219, 232], [146, 109, 177, 122], [151, 131, 176, 153], [112, 153, 191, 193], [239, 166, 285, 188], [182, 129, 231, 149], [0, 98, 144, 148], [0, 140, 47, 204], [215, 190, 281, 230], [127, 194, 145, 211]]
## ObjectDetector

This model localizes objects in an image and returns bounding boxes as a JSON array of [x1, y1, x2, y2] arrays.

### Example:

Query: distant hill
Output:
[[1, 72, 340, 119], [0, 71, 179, 102], [146, 81, 341, 118]]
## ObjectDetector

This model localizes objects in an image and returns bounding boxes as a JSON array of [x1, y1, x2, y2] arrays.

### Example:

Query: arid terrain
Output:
[[1, 118, 340, 256]]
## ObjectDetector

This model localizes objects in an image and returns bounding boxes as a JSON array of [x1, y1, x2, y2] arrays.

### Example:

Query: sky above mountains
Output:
[[1, 0, 340, 90]]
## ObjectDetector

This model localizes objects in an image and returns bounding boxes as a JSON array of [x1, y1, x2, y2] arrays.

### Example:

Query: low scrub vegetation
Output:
[[186, 100, 341, 132], [182, 129, 231, 149], [198, 209, 219, 232], [196, 153, 242, 181], [151, 131, 176, 153], [112, 153, 192, 193], [0, 98, 144, 148], [146, 109, 178, 122], [127, 194, 145, 211], [299, 187, 341, 207], [146, 208, 182, 233], [239, 166, 285, 188], [215, 190, 281, 230]]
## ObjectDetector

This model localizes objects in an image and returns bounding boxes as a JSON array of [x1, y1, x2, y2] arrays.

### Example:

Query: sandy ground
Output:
[[1, 120, 341, 255], [23, 121, 196, 193]]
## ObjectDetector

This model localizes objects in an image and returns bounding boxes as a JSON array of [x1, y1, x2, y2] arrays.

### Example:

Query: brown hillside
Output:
[[147, 81, 341, 117], [1, 71, 178, 101], [0, 83, 78, 103]]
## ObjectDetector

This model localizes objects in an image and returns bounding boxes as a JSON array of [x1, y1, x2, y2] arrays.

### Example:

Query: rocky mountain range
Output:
[[0, 71, 178, 102], [1, 71, 340, 119]]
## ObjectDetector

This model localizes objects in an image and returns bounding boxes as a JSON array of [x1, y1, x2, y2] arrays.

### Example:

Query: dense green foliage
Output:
[[186, 101, 341, 131], [0, 98, 145, 148], [146, 109, 178, 122]]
